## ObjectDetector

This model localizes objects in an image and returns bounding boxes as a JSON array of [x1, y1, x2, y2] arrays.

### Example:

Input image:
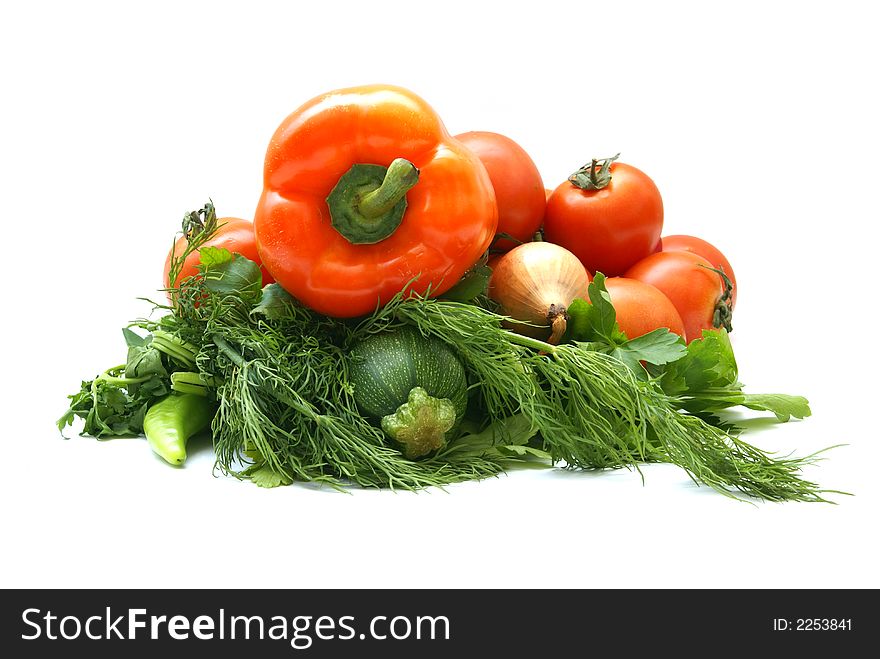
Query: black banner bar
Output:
[[1, 589, 872, 656]]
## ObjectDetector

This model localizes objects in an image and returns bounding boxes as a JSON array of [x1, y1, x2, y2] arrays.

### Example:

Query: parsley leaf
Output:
[[581, 273, 629, 345], [199, 247, 262, 301], [247, 463, 294, 488], [607, 328, 689, 373], [659, 329, 738, 397], [565, 272, 687, 375], [58, 328, 175, 437], [659, 330, 811, 421], [446, 414, 550, 463], [252, 283, 299, 320], [58, 371, 169, 437], [739, 394, 812, 422], [197, 245, 233, 269], [441, 263, 493, 302]]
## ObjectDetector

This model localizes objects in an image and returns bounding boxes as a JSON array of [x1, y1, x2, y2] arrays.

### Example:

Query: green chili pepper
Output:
[[143, 393, 215, 465]]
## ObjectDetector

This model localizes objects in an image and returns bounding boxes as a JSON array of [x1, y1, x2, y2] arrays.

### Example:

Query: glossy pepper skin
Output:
[[253, 84, 498, 318], [143, 393, 215, 466]]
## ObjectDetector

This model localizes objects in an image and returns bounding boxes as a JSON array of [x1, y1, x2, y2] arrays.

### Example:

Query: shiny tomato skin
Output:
[[455, 131, 545, 251], [661, 234, 737, 308], [544, 162, 663, 276], [624, 251, 723, 343], [163, 217, 274, 289], [603, 277, 686, 340]]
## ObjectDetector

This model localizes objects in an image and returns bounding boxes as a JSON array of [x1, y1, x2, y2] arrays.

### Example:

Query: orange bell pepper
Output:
[[253, 84, 498, 317]]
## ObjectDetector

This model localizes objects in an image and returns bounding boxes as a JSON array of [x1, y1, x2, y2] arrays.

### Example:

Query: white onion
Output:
[[488, 242, 591, 344]]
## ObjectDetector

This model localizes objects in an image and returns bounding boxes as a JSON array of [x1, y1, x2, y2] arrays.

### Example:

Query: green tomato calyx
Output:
[[568, 153, 620, 191]]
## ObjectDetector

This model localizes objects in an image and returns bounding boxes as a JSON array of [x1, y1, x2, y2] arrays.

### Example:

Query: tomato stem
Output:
[[568, 153, 620, 191], [326, 158, 420, 245]]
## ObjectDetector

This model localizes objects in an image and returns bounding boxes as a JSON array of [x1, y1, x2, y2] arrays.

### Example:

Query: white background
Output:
[[1, 0, 878, 589]]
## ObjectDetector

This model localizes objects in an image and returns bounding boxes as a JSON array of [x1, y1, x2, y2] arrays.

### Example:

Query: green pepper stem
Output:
[[171, 381, 209, 396], [326, 158, 420, 245], [357, 158, 420, 218]]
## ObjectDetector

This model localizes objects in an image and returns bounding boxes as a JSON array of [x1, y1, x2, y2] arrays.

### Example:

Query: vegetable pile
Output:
[[59, 84, 838, 501]]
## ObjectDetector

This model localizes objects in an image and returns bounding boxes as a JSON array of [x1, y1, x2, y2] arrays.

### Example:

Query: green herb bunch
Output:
[[59, 205, 842, 502]]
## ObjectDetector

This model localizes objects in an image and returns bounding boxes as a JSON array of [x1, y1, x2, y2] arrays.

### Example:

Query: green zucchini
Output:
[[348, 326, 468, 458]]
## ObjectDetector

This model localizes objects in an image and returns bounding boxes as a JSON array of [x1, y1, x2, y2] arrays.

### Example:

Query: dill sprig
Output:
[[177, 283, 509, 490], [161, 257, 838, 501], [390, 295, 838, 502]]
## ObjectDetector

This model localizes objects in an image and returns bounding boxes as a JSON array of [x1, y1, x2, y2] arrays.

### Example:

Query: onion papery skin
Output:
[[488, 241, 591, 341]]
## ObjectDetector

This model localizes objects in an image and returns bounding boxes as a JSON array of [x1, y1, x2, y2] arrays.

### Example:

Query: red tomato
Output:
[[624, 251, 731, 343], [603, 277, 685, 340], [163, 217, 274, 289], [661, 234, 737, 308], [455, 131, 545, 251], [544, 159, 663, 276]]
